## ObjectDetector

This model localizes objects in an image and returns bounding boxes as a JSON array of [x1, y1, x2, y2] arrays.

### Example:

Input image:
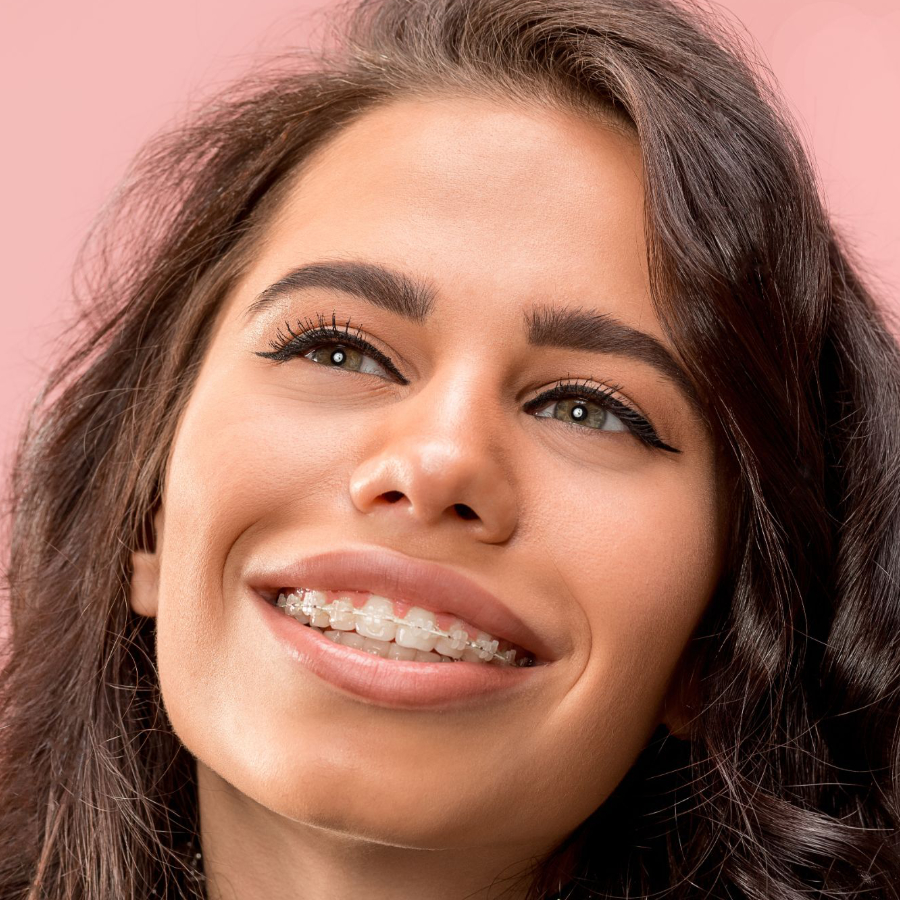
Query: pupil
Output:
[[571, 404, 586, 420], [331, 349, 346, 365]]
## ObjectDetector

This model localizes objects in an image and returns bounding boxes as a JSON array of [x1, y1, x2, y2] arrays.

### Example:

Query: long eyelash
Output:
[[524, 377, 680, 453], [254, 312, 408, 383]]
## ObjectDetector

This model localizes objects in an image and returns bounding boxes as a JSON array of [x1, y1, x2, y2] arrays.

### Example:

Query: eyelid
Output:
[[256, 314, 410, 384], [524, 379, 680, 452]]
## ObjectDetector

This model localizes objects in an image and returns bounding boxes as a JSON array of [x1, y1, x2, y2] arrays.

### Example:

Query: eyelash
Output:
[[522, 380, 679, 452], [256, 314, 680, 453], [258, 313, 409, 383]]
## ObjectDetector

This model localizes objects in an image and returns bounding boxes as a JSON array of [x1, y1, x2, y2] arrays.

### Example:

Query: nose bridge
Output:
[[348, 366, 517, 543]]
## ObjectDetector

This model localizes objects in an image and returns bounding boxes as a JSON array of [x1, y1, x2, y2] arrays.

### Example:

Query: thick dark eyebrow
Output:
[[245, 260, 436, 323], [247, 260, 704, 419]]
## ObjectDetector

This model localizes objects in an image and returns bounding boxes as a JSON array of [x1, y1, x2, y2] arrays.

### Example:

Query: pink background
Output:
[[1, 0, 898, 476]]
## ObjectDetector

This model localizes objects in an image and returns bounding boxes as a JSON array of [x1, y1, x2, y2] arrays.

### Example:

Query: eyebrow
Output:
[[524, 304, 703, 414], [246, 260, 436, 323], [247, 259, 704, 416]]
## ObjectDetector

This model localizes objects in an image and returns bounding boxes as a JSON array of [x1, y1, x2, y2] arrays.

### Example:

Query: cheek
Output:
[[165, 376, 349, 535], [152, 373, 357, 747], [159, 360, 380, 599], [535, 454, 720, 710]]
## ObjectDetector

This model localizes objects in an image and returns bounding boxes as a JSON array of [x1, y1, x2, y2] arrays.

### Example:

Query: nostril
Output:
[[382, 491, 404, 504], [454, 503, 478, 521]]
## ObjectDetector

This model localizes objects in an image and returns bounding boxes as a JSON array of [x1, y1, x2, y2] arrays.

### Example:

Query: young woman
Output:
[[1, 0, 898, 897]]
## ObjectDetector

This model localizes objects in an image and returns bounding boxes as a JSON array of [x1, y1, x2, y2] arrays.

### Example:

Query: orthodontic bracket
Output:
[[276, 589, 524, 666]]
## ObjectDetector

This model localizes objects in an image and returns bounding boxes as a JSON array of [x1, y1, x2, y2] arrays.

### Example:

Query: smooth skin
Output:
[[130, 95, 727, 900]]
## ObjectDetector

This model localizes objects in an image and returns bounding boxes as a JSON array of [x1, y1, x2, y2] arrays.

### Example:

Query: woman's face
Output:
[[131, 95, 725, 858]]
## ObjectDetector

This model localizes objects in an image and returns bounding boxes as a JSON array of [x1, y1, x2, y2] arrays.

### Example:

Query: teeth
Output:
[[434, 619, 469, 659], [340, 632, 366, 651], [297, 589, 330, 628], [361, 636, 392, 657], [273, 589, 532, 666], [329, 597, 357, 631], [394, 607, 439, 652], [461, 631, 493, 662], [475, 636, 500, 662], [279, 591, 310, 625], [355, 595, 397, 641]]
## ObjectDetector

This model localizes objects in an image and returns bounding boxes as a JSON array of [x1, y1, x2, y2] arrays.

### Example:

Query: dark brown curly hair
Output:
[[2, 0, 899, 897]]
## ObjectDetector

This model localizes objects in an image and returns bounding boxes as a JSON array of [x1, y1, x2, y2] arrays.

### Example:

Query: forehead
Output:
[[229, 95, 656, 340]]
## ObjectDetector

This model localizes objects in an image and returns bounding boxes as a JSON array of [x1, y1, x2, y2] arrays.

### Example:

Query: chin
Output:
[[277, 784, 491, 849]]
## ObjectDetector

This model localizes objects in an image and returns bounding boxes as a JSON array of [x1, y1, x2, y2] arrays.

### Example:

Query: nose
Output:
[[348, 378, 518, 545]]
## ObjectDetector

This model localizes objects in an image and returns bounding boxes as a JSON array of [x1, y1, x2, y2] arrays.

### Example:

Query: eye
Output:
[[523, 380, 680, 452], [255, 314, 409, 384], [531, 395, 628, 432], [304, 342, 389, 377]]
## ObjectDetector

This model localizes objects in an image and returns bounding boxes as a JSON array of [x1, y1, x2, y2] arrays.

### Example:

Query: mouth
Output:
[[247, 546, 558, 709], [247, 546, 557, 668], [260, 587, 538, 667]]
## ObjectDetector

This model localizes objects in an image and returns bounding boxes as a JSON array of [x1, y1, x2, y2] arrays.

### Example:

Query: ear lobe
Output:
[[129, 506, 164, 618], [129, 550, 160, 617]]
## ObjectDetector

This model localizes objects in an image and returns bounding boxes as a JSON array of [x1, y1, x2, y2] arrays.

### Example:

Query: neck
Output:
[[195, 762, 557, 900]]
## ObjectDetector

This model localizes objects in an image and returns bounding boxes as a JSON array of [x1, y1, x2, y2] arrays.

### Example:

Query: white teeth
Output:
[[361, 636, 392, 658], [434, 619, 469, 659], [394, 606, 439, 652], [355, 595, 397, 641], [387, 643, 418, 661], [281, 591, 310, 625], [297, 589, 330, 628], [273, 589, 530, 666], [328, 597, 357, 631], [461, 630, 492, 662], [475, 636, 500, 661], [340, 631, 366, 651], [447, 624, 470, 651]]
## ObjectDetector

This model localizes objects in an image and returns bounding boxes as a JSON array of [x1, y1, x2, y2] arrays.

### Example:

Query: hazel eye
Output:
[[305, 343, 391, 378], [532, 397, 628, 432], [256, 316, 410, 383]]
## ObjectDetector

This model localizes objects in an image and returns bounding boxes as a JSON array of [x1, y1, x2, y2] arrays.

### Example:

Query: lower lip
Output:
[[253, 590, 544, 709]]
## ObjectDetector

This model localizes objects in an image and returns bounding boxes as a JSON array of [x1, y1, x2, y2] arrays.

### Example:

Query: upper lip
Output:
[[246, 545, 558, 662]]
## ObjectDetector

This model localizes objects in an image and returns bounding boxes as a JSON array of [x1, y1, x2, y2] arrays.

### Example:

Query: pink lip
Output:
[[245, 545, 560, 663], [247, 547, 560, 708], [253, 595, 546, 709]]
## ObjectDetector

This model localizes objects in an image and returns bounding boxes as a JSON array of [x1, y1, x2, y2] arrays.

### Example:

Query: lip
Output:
[[246, 545, 560, 663], [245, 545, 560, 709], [253, 595, 547, 709]]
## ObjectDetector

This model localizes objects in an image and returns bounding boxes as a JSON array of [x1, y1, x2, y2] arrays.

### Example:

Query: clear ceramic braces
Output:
[[276, 589, 526, 666]]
